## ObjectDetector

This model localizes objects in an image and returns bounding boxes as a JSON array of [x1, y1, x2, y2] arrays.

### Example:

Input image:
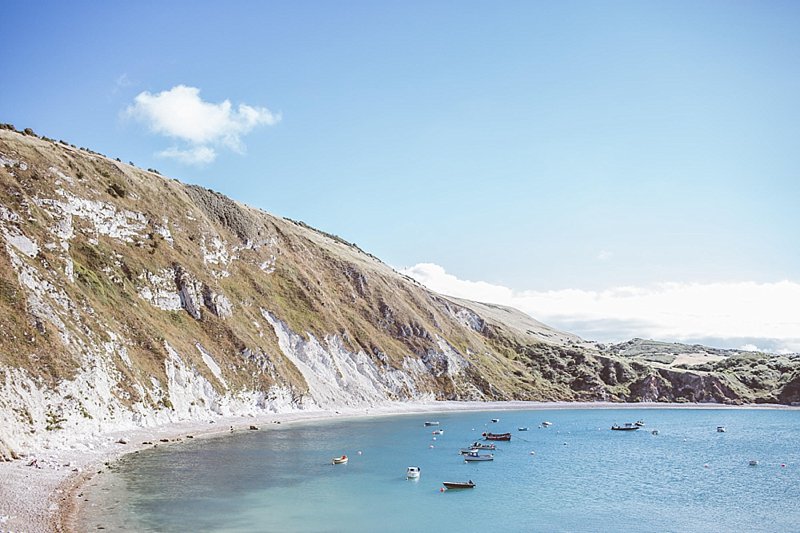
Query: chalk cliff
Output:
[[1, 127, 796, 460]]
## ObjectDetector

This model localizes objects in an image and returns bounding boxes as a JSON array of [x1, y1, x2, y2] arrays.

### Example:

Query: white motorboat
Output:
[[406, 466, 421, 479], [464, 451, 494, 462]]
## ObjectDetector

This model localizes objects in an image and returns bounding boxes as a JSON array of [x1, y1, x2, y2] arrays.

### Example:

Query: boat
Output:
[[332, 455, 348, 465], [432, 429, 444, 435], [518, 427, 529, 431], [470, 442, 496, 450], [634, 420, 645, 427], [464, 451, 494, 462], [611, 423, 639, 431], [424, 421, 440, 426], [482, 432, 511, 441], [491, 418, 499, 423], [749, 460, 759, 466], [406, 466, 420, 479], [443, 480, 475, 489], [651, 429, 659, 435], [459, 448, 480, 455], [541, 421, 553, 427], [717, 426, 727, 433]]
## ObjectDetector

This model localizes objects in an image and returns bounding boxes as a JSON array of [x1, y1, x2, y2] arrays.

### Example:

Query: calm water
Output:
[[79, 409, 800, 532]]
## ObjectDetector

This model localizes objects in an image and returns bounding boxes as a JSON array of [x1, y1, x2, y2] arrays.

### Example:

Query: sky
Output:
[[2, 1, 798, 351]]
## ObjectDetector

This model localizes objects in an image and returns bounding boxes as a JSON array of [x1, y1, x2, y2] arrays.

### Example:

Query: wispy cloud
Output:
[[125, 85, 280, 165], [157, 146, 217, 165], [113, 73, 133, 94], [401, 262, 800, 353]]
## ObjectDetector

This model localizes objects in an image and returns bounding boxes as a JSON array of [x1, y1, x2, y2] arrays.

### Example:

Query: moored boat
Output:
[[717, 426, 727, 433], [469, 441, 496, 450], [332, 455, 348, 464], [518, 427, 529, 431], [464, 451, 494, 462], [611, 423, 639, 431], [634, 420, 645, 427], [432, 429, 444, 435], [491, 418, 500, 423], [406, 466, 420, 479], [443, 480, 475, 489], [541, 421, 553, 427], [482, 432, 511, 441], [424, 421, 440, 426]]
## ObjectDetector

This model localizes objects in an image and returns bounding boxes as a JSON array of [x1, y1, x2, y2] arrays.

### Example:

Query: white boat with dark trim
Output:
[[464, 451, 494, 462], [406, 466, 421, 479]]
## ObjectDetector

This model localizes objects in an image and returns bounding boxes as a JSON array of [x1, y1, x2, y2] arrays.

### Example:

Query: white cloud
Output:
[[596, 249, 613, 261], [157, 146, 217, 165], [125, 85, 280, 165], [401, 262, 800, 353]]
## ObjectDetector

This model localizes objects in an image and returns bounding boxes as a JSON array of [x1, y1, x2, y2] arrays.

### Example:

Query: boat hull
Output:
[[443, 482, 475, 489], [482, 432, 511, 441]]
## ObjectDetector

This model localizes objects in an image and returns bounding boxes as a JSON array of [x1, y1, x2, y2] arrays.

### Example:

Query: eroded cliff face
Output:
[[0, 129, 793, 460]]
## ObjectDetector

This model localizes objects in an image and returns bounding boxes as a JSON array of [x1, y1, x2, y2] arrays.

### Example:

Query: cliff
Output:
[[0, 128, 796, 460]]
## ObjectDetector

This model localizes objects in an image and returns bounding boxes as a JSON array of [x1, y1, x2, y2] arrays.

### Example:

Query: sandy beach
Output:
[[1, 400, 796, 532]]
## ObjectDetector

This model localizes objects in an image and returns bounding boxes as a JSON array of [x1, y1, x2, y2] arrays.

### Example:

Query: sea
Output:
[[77, 408, 800, 532]]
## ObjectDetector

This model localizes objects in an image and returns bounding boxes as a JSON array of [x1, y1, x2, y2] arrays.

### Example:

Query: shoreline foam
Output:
[[0, 401, 796, 532]]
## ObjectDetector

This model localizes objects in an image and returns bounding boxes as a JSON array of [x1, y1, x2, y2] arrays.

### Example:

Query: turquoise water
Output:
[[79, 409, 800, 532]]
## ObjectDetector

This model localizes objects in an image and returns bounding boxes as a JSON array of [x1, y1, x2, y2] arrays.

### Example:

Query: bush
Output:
[[107, 182, 126, 198]]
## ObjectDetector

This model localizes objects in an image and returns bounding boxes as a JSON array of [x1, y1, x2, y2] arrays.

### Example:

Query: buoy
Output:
[[432, 437, 437, 441], [357, 451, 362, 455], [782, 463, 786, 467], [530, 451, 536, 455], [704, 464, 710, 468], [429, 444, 434, 448], [440, 487, 445, 492]]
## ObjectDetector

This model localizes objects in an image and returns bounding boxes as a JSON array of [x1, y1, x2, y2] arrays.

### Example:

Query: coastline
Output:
[[1, 401, 795, 532]]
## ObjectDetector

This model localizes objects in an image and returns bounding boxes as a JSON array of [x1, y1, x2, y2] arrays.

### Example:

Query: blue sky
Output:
[[2, 1, 798, 349]]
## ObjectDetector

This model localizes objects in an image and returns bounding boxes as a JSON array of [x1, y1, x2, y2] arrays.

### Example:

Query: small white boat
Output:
[[518, 427, 529, 431], [464, 451, 494, 462], [406, 466, 421, 479], [424, 421, 440, 426], [332, 455, 348, 465], [491, 418, 499, 423], [717, 426, 727, 433], [749, 460, 759, 466], [432, 429, 444, 435], [541, 421, 553, 427], [651, 430, 659, 435]]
